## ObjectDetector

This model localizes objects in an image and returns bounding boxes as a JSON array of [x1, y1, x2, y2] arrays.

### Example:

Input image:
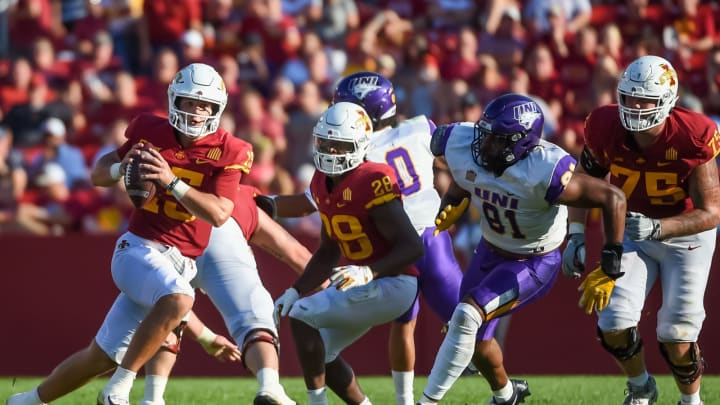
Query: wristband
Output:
[[197, 326, 217, 348], [110, 163, 122, 181], [568, 222, 585, 235], [167, 177, 191, 200]]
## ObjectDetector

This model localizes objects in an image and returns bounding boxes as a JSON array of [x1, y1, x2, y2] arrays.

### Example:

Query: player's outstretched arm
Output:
[[250, 207, 313, 275], [559, 171, 627, 250], [184, 311, 241, 362], [274, 192, 318, 218]]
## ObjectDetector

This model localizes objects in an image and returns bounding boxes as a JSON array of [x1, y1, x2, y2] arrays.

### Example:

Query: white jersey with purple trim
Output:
[[443, 123, 575, 255], [365, 115, 441, 233]]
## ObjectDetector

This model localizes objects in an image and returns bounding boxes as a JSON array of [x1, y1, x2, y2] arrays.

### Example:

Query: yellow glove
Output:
[[434, 197, 470, 236], [578, 266, 616, 315]]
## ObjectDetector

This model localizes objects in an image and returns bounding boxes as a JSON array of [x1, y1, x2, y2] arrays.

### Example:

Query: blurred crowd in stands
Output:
[[0, 0, 719, 250]]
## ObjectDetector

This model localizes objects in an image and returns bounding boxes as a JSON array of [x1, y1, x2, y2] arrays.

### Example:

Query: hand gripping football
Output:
[[124, 143, 157, 208]]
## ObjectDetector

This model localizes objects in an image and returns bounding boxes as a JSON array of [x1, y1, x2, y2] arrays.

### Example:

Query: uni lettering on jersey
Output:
[[474, 188, 519, 210]]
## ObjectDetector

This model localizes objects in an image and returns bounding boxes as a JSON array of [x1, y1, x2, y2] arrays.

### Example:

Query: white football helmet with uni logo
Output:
[[617, 55, 679, 132], [312, 102, 373, 176], [167, 63, 228, 139]]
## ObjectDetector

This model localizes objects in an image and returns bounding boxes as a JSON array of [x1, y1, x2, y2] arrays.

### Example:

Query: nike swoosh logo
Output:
[[337, 202, 346, 207], [688, 245, 701, 250], [657, 162, 672, 167], [195, 159, 211, 164]]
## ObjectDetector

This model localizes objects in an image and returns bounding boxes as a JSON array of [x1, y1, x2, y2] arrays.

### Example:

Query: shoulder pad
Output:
[[430, 124, 453, 157]]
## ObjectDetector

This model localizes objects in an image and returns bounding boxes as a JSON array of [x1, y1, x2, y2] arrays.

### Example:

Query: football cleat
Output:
[[623, 375, 658, 405], [489, 379, 531, 405], [97, 391, 129, 405], [253, 386, 297, 405], [677, 402, 703, 405]]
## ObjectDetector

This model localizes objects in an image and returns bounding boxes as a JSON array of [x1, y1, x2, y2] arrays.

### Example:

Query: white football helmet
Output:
[[312, 102, 373, 176], [617, 55, 679, 132], [167, 63, 227, 138]]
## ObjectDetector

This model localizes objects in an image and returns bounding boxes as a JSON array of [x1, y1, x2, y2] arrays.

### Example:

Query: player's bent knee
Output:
[[598, 326, 643, 361], [241, 328, 279, 369], [659, 342, 705, 384], [449, 303, 483, 332]]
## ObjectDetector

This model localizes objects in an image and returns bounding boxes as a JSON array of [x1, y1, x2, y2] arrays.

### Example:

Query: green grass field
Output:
[[3, 375, 719, 404]]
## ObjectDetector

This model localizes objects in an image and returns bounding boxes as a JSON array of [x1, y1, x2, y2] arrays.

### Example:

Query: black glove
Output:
[[600, 243, 624, 280], [254, 194, 277, 219]]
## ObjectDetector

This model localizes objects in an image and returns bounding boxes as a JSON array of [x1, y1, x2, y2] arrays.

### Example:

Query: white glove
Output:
[[273, 287, 300, 326], [561, 233, 586, 279], [329, 265, 374, 291], [625, 212, 662, 241]]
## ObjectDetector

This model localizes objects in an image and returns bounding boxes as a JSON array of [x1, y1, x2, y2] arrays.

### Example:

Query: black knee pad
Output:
[[241, 328, 279, 370], [597, 326, 643, 361], [659, 342, 705, 385]]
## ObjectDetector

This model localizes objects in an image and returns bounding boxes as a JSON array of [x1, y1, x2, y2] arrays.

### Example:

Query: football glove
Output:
[[561, 233, 586, 278], [329, 265, 374, 291], [273, 287, 300, 326], [434, 197, 470, 236], [625, 211, 662, 241], [578, 266, 616, 315], [254, 194, 277, 219]]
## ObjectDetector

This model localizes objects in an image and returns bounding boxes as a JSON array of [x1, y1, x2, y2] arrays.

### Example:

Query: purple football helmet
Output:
[[472, 93, 544, 175], [333, 71, 396, 128]]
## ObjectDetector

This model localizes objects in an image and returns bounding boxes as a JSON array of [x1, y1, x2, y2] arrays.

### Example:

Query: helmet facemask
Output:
[[312, 102, 373, 176], [167, 63, 227, 139], [168, 99, 222, 138], [617, 55, 678, 132], [471, 94, 544, 176], [472, 120, 532, 176]]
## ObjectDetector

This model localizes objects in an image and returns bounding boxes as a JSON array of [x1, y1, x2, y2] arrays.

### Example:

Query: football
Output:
[[124, 143, 157, 208]]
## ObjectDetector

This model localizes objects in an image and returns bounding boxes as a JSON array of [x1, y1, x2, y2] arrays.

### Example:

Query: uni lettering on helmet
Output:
[[514, 102, 541, 130], [348, 76, 381, 99]]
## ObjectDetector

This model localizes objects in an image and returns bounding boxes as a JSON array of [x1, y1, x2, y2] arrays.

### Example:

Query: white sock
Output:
[[359, 396, 372, 405], [140, 374, 168, 405], [257, 367, 280, 392], [106, 366, 137, 398], [7, 387, 44, 405], [423, 303, 482, 401], [307, 387, 328, 405], [680, 391, 701, 404], [392, 370, 414, 405], [492, 380, 514, 402], [628, 371, 649, 387]]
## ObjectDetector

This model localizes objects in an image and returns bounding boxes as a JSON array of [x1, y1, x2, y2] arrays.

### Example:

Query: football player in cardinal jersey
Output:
[[141, 184, 308, 405], [6, 63, 254, 405], [562, 55, 720, 405], [273, 102, 424, 405], [417, 93, 627, 405], [268, 71, 463, 405]]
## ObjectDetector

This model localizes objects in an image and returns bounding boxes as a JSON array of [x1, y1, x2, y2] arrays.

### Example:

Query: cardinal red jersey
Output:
[[117, 113, 254, 258], [231, 184, 260, 239], [309, 161, 419, 277], [583, 104, 720, 219]]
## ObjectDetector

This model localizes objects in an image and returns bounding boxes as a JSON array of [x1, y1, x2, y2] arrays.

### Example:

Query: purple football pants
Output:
[[396, 227, 463, 323], [462, 239, 561, 341]]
